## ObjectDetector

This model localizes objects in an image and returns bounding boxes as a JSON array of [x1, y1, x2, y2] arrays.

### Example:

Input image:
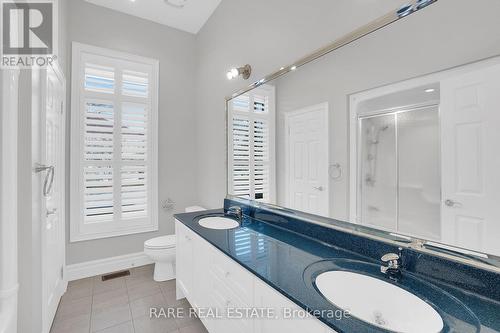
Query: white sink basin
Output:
[[198, 216, 239, 230], [315, 271, 443, 333]]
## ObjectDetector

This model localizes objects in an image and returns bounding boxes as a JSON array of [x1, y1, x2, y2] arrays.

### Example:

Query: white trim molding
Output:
[[0, 69, 20, 333], [65, 252, 153, 281]]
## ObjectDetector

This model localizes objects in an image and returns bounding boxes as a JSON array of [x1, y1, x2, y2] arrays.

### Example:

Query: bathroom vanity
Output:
[[174, 199, 500, 333]]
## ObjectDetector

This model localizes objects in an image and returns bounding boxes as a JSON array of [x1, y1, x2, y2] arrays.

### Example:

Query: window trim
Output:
[[70, 42, 159, 242]]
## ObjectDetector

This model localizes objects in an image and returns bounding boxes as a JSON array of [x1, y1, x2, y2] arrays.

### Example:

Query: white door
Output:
[[286, 103, 329, 216], [39, 65, 66, 332], [441, 64, 500, 256]]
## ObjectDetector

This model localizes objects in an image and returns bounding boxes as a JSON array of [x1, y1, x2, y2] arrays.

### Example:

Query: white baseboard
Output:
[[65, 252, 153, 281]]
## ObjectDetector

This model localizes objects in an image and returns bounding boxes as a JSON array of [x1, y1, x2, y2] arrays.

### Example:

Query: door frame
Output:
[[0, 69, 20, 333], [284, 102, 329, 215]]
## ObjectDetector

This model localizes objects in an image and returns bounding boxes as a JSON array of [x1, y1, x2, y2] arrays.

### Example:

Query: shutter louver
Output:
[[233, 94, 250, 112], [84, 102, 114, 161], [232, 115, 251, 198], [121, 165, 147, 219], [122, 103, 147, 161], [122, 70, 149, 98], [84, 166, 114, 223], [253, 94, 267, 113], [84, 64, 115, 94]]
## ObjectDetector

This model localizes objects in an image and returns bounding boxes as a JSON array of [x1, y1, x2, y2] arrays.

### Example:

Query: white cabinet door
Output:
[[254, 278, 328, 333], [175, 220, 194, 300], [191, 232, 212, 309], [441, 64, 500, 255]]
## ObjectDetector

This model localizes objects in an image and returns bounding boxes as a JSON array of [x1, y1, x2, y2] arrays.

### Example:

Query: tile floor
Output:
[[50, 264, 208, 333]]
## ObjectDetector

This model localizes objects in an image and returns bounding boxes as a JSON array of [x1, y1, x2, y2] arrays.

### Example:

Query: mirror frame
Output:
[[224, 0, 500, 273]]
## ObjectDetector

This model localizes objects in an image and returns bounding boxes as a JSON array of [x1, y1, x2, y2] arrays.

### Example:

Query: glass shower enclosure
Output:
[[358, 106, 441, 240]]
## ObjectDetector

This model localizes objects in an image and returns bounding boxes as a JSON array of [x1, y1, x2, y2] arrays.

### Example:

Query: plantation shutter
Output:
[[71, 43, 159, 241], [228, 85, 275, 203], [232, 115, 251, 198]]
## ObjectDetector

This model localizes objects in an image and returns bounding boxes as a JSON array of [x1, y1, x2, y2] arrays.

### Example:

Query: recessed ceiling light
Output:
[[164, 0, 188, 8], [425, 88, 435, 93]]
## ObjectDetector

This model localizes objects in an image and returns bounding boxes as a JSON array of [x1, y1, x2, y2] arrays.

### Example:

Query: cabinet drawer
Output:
[[209, 249, 254, 305], [208, 271, 254, 333]]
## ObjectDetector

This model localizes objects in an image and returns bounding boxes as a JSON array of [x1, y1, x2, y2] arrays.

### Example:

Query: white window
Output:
[[228, 85, 276, 203], [70, 42, 159, 242]]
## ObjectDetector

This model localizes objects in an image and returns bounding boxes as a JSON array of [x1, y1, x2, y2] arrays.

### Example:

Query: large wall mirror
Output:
[[226, 0, 500, 266]]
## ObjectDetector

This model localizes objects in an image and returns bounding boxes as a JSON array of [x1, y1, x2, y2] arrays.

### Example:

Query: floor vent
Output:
[[101, 270, 130, 281]]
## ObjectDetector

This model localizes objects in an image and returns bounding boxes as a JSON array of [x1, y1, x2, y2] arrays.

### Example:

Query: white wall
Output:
[[65, 0, 198, 264], [194, 0, 403, 209]]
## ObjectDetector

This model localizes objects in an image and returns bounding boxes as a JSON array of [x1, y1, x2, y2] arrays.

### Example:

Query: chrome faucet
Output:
[[226, 206, 242, 220], [380, 252, 402, 278]]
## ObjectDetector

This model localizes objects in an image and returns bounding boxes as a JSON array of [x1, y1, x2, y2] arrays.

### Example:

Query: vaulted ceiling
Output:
[[85, 0, 222, 34]]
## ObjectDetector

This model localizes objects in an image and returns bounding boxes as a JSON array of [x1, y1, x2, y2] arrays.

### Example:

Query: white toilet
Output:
[[144, 206, 205, 281], [144, 235, 176, 281]]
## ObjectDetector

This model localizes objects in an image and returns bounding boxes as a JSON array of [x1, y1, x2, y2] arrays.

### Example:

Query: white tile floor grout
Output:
[[50, 264, 208, 333]]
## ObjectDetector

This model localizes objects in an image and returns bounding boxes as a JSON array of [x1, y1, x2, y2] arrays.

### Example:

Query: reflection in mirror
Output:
[[227, 0, 500, 262]]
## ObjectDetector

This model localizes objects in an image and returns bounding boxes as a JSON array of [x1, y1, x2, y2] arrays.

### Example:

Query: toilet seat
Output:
[[144, 235, 176, 249]]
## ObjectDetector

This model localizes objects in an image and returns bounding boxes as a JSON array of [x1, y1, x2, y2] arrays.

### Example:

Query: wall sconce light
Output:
[[226, 64, 252, 80]]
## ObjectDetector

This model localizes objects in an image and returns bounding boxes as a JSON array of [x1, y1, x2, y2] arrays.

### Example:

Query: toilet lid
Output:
[[144, 235, 176, 249]]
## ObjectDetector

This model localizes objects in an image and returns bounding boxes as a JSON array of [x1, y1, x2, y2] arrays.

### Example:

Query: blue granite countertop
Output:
[[174, 207, 500, 333]]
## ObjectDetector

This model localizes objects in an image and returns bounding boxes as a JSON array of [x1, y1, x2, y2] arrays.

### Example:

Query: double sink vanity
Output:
[[174, 199, 500, 333]]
